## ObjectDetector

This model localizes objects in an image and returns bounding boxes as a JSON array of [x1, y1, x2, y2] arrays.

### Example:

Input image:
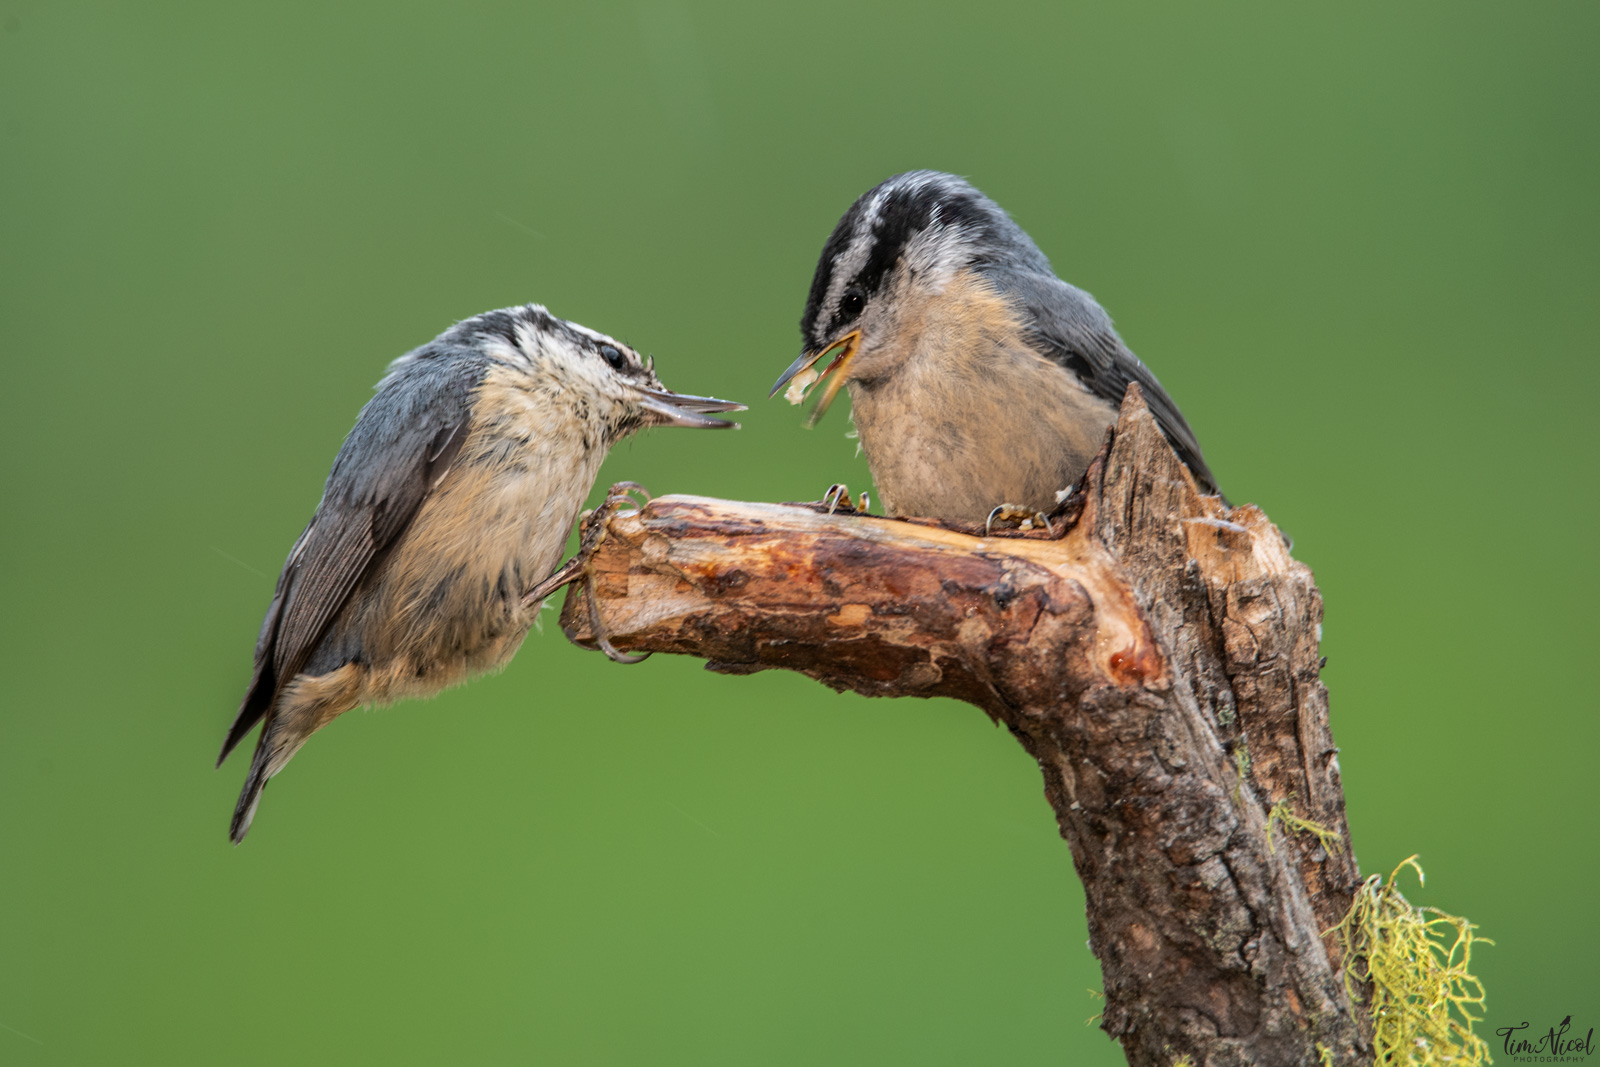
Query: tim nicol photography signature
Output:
[[1497, 1016, 1595, 1062]]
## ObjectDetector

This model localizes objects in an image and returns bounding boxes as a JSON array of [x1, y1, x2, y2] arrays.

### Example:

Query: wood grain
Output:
[[559, 387, 1369, 1066]]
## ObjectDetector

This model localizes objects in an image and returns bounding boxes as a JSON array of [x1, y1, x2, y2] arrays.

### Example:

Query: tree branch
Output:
[[559, 386, 1369, 1066]]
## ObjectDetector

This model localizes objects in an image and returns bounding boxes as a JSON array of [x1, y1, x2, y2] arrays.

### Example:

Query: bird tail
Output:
[[229, 739, 275, 844], [229, 717, 312, 844], [227, 663, 364, 844]]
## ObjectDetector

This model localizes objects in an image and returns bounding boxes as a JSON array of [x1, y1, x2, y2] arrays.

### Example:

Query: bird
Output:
[[218, 304, 743, 842], [770, 171, 1223, 526]]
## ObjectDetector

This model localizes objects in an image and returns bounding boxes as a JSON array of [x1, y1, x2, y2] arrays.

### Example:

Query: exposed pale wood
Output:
[[558, 387, 1368, 1066]]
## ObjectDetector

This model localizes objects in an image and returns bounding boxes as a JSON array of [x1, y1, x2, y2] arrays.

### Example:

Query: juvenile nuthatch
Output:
[[218, 304, 743, 842], [772, 171, 1223, 524]]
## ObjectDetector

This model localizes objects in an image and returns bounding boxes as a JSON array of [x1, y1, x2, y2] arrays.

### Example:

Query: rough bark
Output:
[[557, 386, 1369, 1066]]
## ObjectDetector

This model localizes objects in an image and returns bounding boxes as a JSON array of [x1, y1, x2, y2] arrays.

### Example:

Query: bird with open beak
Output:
[[218, 304, 743, 842], [773, 171, 1223, 525]]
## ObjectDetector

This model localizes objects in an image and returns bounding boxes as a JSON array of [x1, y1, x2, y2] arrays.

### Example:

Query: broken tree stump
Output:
[[558, 386, 1369, 1067]]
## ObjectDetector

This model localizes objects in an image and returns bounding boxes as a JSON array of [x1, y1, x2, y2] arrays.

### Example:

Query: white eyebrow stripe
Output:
[[813, 172, 994, 343], [819, 185, 893, 333], [562, 318, 609, 344]]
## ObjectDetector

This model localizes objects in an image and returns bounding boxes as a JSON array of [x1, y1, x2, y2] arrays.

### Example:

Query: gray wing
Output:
[[217, 349, 482, 765], [988, 268, 1225, 500]]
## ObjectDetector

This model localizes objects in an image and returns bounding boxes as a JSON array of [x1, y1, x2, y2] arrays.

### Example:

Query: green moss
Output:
[[1330, 857, 1492, 1065]]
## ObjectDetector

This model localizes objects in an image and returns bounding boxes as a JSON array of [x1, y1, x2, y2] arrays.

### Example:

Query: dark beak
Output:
[[635, 386, 745, 429], [770, 350, 821, 399]]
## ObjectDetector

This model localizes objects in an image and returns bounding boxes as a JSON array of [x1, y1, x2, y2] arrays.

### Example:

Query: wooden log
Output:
[[558, 387, 1369, 1066]]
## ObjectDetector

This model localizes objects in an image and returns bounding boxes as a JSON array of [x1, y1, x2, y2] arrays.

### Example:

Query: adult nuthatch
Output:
[[771, 171, 1223, 524], [218, 304, 742, 842]]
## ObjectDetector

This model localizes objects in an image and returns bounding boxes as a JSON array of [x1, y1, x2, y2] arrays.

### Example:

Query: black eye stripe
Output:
[[799, 197, 869, 344], [800, 173, 1022, 349]]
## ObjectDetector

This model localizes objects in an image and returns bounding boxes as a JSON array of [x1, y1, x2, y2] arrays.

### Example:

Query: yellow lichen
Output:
[[1266, 800, 1343, 856], [1231, 744, 1253, 804], [1330, 857, 1492, 1065]]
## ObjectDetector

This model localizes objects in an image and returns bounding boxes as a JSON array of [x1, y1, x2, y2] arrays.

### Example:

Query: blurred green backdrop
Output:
[[2, 1, 1596, 1063]]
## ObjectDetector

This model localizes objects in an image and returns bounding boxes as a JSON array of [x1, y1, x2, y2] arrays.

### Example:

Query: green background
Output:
[[2, 1, 1595, 1063]]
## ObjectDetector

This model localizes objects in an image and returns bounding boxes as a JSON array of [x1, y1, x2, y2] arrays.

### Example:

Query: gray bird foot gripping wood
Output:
[[555, 386, 1372, 1066], [819, 482, 871, 515], [522, 481, 655, 664], [983, 503, 1055, 537]]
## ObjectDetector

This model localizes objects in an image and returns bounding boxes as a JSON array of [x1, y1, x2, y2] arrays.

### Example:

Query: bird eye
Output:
[[600, 345, 627, 371], [840, 291, 865, 318]]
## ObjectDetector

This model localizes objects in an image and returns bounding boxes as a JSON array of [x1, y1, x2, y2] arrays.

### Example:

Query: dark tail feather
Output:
[[229, 735, 275, 844], [219, 583, 289, 768], [217, 684, 271, 768]]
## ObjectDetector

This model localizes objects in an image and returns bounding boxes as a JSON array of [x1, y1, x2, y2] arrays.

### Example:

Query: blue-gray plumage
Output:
[[219, 305, 742, 842], [772, 171, 1223, 522]]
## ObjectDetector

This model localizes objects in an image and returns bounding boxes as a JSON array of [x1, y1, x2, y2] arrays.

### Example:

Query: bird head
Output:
[[441, 305, 744, 444], [771, 171, 1050, 424]]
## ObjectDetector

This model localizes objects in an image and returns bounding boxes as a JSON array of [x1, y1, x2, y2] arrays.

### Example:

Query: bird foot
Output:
[[820, 483, 871, 515], [585, 581, 650, 664], [521, 553, 585, 608], [521, 481, 653, 664], [599, 480, 653, 514], [984, 504, 1055, 537]]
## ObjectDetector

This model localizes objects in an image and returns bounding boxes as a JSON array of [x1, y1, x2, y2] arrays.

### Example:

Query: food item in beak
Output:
[[783, 365, 822, 405]]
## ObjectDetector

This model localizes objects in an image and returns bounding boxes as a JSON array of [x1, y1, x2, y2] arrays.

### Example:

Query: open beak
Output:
[[768, 330, 861, 427], [634, 386, 745, 429]]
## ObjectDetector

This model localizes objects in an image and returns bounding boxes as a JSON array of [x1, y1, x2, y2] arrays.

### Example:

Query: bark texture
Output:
[[558, 386, 1368, 1066]]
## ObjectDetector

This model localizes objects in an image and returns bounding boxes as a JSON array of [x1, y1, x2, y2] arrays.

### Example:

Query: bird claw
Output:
[[587, 581, 651, 664], [821, 483, 871, 515], [984, 504, 1054, 537], [601, 480, 652, 514]]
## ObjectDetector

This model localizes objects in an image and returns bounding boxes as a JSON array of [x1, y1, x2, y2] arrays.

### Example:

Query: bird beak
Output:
[[768, 330, 861, 427], [634, 386, 745, 429]]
